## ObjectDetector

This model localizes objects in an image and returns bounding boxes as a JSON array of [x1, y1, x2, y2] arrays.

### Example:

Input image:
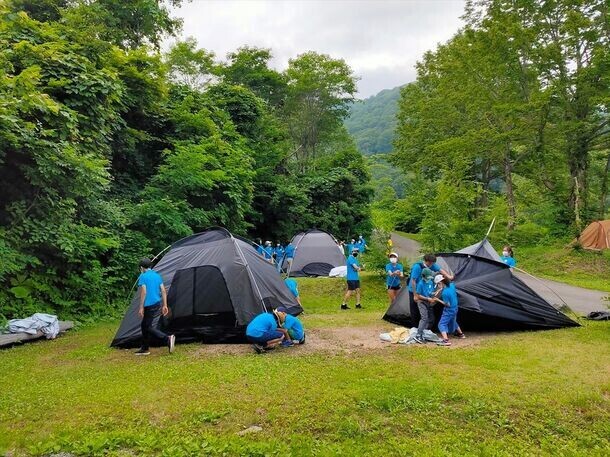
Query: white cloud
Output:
[[169, 0, 465, 98]]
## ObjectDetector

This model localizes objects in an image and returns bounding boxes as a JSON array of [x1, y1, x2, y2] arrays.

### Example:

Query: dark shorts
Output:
[[387, 285, 401, 291], [247, 330, 283, 346], [347, 280, 360, 290]]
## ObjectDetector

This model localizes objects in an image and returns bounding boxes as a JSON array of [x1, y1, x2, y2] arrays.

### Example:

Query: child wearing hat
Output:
[[413, 267, 437, 344], [385, 252, 404, 304], [277, 306, 305, 345], [434, 275, 465, 346]]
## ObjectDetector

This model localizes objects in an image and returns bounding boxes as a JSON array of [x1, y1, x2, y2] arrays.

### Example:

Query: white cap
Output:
[[434, 274, 444, 284], [389, 252, 398, 258]]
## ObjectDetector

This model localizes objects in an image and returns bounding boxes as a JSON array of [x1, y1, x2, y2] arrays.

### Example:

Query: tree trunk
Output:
[[599, 152, 610, 219], [504, 145, 516, 231], [567, 133, 589, 230]]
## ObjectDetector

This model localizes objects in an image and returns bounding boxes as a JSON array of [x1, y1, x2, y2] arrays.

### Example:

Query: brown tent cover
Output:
[[577, 220, 610, 250]]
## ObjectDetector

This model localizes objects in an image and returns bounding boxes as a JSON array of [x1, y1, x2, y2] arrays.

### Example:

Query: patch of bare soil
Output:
[[189, 324, 491, 357]]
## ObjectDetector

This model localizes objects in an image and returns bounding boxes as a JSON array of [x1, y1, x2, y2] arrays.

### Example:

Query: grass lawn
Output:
[[1, 272, 610, 456], [518, 245, 610, 294]]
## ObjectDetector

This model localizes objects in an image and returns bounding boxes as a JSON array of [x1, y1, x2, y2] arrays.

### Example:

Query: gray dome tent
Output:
[[283, 229, 346, 277], [383, 241, 579, 331], [111, 228, 303, 348]]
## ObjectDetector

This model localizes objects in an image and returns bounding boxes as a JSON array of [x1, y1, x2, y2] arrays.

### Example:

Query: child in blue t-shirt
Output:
[[385, 252, 404, 304], [500, 245, 516, 268], [341, 247, 363, 310], [413, 267, 437, 343], [434, 275, 466, 346], [277, 306, 305, 345]]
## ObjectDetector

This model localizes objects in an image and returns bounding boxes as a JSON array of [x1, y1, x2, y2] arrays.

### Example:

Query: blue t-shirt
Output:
[[284, 244, 295, 259], [137, 269, 163, 307], [246, 313, 277, 338], [257, 245, 264, 256], [284, 314, 304, 340], [441, 283, 458, 310], [415, 278, 435, 299], [346, 255, 360, 281], [385, 263, 404, 288], [500, 255, 516, 267], [408, 262, 441, 292], [275, 246, 284, 258], [285, 278, 299, 297], [263, 246, 274, 260]]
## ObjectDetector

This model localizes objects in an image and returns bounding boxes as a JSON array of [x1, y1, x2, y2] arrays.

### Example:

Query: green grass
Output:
[[518, 244, 610, 294], [1, 270, 610, 456]]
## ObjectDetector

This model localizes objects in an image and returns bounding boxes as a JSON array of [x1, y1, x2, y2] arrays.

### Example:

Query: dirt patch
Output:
[[189, 324, 490, 357]]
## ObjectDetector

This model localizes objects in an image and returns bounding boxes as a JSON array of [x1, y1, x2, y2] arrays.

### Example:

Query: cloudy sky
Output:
[[170, 0, 466, 98]]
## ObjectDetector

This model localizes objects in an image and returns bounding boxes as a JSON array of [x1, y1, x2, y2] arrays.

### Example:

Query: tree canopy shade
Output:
[[0, 1, 372, 321]]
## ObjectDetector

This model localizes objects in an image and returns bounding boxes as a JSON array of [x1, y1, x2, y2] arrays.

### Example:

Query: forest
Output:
[[0, 0, 373, 321], [386, 0, 610, 251]]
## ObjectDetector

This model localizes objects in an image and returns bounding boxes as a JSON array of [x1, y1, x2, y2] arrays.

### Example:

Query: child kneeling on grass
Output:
[[434, 275, 466, 346], [246, 309, 286, 353], [277, 306, 305, 345]]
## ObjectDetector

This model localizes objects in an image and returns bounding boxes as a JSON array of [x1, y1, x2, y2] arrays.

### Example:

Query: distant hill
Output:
[[345, 85, 402, 155]]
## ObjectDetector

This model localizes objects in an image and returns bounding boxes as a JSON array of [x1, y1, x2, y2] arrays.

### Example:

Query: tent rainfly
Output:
[[383, 242, 579, 331], [576, 220, 610, 250], [111, 228, 303, 348], [283, 229, 346, 277]]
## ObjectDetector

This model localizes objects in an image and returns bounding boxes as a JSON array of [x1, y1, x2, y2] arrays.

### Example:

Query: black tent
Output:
[[283, 229, 346, 277], [383, 248, 579, 331], [111, 228, 303, 348]]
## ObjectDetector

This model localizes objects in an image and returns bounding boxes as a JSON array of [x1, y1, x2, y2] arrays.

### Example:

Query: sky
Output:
[[169, 0, 466, 99]]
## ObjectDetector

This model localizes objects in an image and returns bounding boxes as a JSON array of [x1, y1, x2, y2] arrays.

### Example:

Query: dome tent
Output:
[[111, 228, 302, 348], [283, 229, 346, 277], [576, 220, 610, 250], [383, 240, 579, 331]]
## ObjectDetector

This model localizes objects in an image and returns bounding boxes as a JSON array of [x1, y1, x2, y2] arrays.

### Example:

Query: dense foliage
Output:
[[345, 86, 402, 155], [391, 0, 610, 250], [0, 1, 372, 321]]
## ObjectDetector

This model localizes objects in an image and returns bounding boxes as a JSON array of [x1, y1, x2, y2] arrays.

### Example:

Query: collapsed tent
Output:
[[576, 220, 610, 250], [283, 229, 346, 277], [383, 246, 579, 331], [112, 228, 303, 348]]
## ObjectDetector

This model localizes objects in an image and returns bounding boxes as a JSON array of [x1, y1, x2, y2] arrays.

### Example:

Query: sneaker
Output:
[[455, 332, 466, 339], [355, 303, 362, 309], [135, 349, 150, 356], [437, 339, 452, 346], [168, 334, 176, 353], [413, 335, 425, 344], [252, 344, 265, 354], [341, 304, 350, 310], [281, 340, 294, 347]]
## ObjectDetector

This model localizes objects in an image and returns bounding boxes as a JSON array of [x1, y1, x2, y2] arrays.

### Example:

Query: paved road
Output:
[[391, 232, 608, 316]]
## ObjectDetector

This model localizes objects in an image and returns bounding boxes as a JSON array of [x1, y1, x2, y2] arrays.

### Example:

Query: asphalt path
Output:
[[391, 232, 608, 316]]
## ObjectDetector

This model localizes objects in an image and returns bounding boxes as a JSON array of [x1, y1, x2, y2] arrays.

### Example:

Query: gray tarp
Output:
[[7, 313, 60, 339]]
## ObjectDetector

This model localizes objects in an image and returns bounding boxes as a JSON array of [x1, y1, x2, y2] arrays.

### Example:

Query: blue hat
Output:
[[276, 306, 289, 313]]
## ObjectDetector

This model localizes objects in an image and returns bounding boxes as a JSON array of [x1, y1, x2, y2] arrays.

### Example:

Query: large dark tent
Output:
[[283, 229, 346, 277], [112, 228, 303, 348], [383, 243, 579, 331]]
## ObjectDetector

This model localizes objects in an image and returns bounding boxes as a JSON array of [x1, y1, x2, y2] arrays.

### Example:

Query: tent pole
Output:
[[485, 217, 496, 238], [232, 235, 267, 312]]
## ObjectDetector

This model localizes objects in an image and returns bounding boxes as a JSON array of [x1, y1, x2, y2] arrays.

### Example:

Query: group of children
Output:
[[257, 240, 295, 268]]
